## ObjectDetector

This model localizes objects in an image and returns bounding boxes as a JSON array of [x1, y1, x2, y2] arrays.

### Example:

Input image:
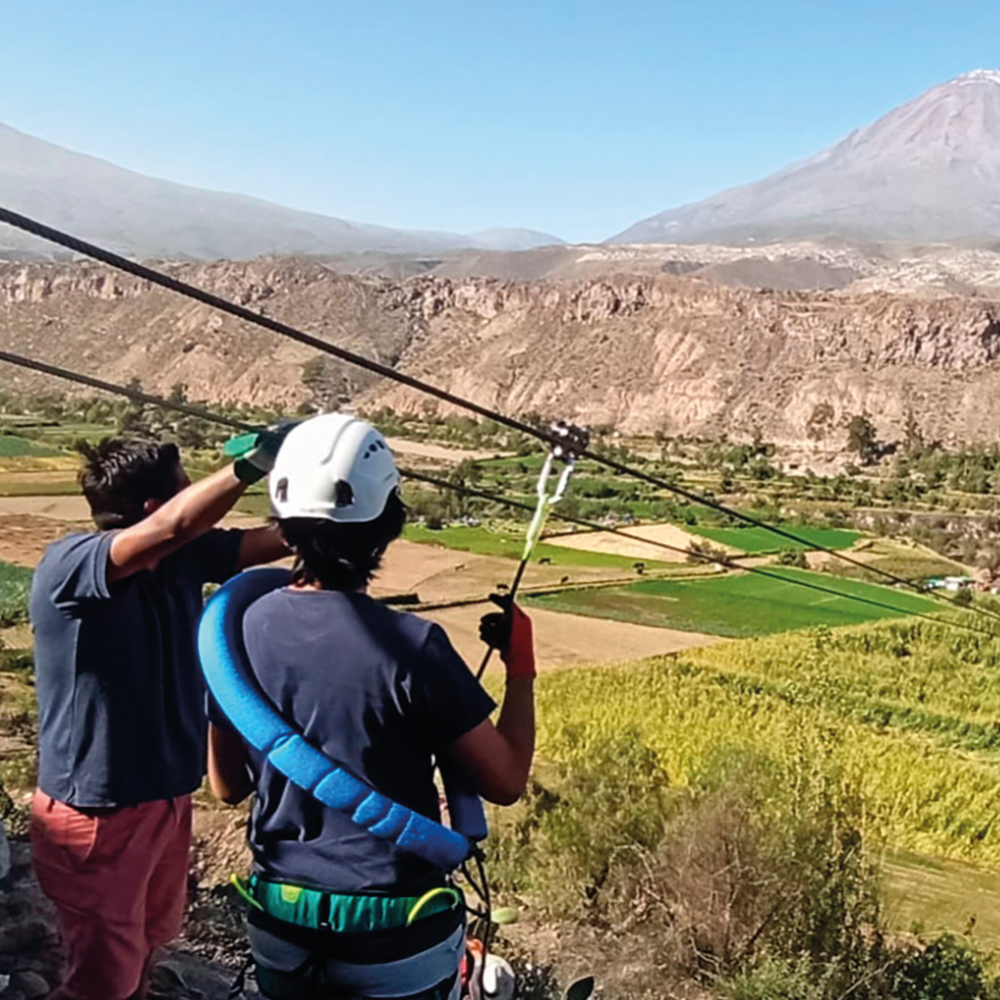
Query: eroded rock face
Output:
[[2, 260, 1000, 449]]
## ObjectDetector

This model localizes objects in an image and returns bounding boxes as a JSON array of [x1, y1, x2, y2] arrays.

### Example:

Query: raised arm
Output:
[[108, 464, 253, 581], [237, 523, 290, 571], [450, 603, 536, 806], [108, 431, 288, 582]]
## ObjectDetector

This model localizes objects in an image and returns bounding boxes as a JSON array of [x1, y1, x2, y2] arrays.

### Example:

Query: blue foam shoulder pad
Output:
[[198, 568, 476, 871]]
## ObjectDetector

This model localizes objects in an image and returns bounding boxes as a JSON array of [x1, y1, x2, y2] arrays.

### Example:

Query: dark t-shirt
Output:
[[31, 528, 244, 808], [235, 588, 496, 895]]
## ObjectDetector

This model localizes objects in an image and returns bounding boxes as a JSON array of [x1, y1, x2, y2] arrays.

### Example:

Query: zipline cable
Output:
[[0, 344, 991, 638], [0, 206, 991, 624], [0, 350, 257, 433]]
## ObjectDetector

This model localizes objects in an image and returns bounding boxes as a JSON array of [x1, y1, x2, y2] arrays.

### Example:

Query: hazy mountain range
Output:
[[5, 70, 1000, 262], [613, 70, 1000, 245], [0, 121, 563, 260]]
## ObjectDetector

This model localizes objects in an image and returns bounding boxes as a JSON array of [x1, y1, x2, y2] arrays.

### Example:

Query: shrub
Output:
[[0, 562, 32, 628], [777, 549, 808, 568], [888, 934, 999, 1000], [687, 539, 729, 565], [953, 587, 973, 608], [723, 957, 824, 1000], [490, 734, 888, 997], [488, 728, 671, 915], [602, 748, 880, 984]]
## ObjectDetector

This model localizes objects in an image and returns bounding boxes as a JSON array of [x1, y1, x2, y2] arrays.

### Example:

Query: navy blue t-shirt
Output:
[[31, 528, 244, 808], [236, 588, 496, 896]]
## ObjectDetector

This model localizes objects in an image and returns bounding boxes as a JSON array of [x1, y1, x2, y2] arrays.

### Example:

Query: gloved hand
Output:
[[228, 422, 296, 485], [479, 594, 536, 680]]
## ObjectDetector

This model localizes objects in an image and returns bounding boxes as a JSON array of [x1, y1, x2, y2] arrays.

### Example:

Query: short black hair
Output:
[[279, 490, 407, 591], [77, 438, 184, 530]]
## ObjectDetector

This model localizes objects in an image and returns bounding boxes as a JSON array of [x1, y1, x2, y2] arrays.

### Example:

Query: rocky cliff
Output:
[[2, 259, 1000, 449]]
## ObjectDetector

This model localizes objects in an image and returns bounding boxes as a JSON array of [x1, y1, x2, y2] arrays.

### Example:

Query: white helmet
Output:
[[269, 413, 400, 523]]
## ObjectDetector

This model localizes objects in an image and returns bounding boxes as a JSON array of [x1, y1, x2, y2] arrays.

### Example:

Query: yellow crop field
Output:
[[529, 625, 1000, 867]]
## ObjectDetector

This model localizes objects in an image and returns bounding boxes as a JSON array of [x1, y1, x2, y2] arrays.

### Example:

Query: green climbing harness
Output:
[[230, 874, 463, 933]]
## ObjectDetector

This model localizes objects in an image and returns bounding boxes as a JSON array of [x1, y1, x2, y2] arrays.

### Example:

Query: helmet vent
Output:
[[275, 478, 289, 504], [334, 479, 355, 507]]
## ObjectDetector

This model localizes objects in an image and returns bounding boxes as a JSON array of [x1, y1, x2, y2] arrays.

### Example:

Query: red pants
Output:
[[31, 790, 193, 1000]]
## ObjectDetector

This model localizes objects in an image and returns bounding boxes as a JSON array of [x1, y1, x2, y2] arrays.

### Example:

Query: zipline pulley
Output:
[[519, 421, 589, 563], [477, 421, 589, 680]]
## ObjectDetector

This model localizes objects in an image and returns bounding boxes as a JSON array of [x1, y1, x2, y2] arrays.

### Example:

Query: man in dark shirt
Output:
[[30, 436, 289, 1000], [208, 414, 535, 999]]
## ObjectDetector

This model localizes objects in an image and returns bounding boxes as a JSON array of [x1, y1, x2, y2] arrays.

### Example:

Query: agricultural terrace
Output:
[[521, 639, 1000, 866], [689, 523, 860, 554], [525, 568, 942, 637], [403, 523, 678, 571], [3, 396, 1000, 973], [497, 613, 1000, 949]]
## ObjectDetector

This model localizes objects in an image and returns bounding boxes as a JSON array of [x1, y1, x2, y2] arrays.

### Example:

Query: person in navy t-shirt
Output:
[[30, 434, 291, 1000], [208, 414, 536, 1000]]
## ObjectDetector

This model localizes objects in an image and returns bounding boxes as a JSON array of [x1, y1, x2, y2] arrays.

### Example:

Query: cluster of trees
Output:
[[703, 435, 780, 485], [0, 385, 288, 453]]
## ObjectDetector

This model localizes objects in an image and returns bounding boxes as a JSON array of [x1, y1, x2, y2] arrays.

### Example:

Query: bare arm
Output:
[[108, 465, 249, 582], [208, 723, 254, 805], [450, 676, 535, 805], [450, 601, 536, 805]]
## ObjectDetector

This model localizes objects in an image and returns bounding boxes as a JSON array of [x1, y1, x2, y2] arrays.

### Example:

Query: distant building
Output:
[[925, 575, 972, 592]]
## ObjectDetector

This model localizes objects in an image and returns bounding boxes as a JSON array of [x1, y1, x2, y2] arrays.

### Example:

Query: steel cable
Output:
[[0, 345, 992, 637], [2, 206, 993, 621]]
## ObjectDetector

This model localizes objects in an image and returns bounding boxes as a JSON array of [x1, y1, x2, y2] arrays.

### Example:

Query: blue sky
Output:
[[3, 0, 999, 242]]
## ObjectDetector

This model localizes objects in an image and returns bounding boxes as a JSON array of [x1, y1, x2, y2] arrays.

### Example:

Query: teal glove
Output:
[[227, 423, 296, 485]]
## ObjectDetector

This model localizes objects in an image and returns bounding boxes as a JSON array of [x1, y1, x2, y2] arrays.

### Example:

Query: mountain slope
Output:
[[0, 122, 560, 259], [468, 228, 566, 251], [613, 70, 1000, 245]]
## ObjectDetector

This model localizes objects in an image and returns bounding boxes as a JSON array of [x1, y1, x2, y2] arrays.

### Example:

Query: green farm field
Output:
[[403, 523, 675, 571], [0, 559, 32, 627], [526, 567, 941, 637], [689, 524, 861, 553], [0, 434, 63, 458]]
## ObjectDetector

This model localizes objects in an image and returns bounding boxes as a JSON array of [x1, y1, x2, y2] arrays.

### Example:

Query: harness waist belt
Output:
[[247, 874, 462, 933]]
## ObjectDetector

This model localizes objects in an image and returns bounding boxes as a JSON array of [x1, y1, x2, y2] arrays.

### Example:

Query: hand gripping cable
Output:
[[198, 568, 486, 871]]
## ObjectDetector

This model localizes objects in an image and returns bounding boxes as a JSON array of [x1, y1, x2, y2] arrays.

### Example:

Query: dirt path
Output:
[[0, 496, 93, 521], [425, 602, 721, 671], [372, 539, 643, 605], [543, 522, 716, 562], [0, 515, 77, 566], [386, 438, 508, 463]]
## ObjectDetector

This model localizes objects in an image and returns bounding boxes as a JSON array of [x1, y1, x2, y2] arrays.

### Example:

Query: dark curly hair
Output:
[[278, 491, 407, 591], [77, 438, 185, 530]]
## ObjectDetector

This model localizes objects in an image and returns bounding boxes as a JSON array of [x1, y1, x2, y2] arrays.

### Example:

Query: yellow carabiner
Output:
[[230, 873, 265, 911], [406, 886, 463, 927]]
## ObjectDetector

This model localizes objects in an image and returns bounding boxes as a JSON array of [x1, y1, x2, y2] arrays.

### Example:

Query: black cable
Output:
[[0, 350, 257, 433], [474, 849, 493, 1000], [0, 205, 991, 622], [0, 345, 992, 636], [572, 446, 988, 612]]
